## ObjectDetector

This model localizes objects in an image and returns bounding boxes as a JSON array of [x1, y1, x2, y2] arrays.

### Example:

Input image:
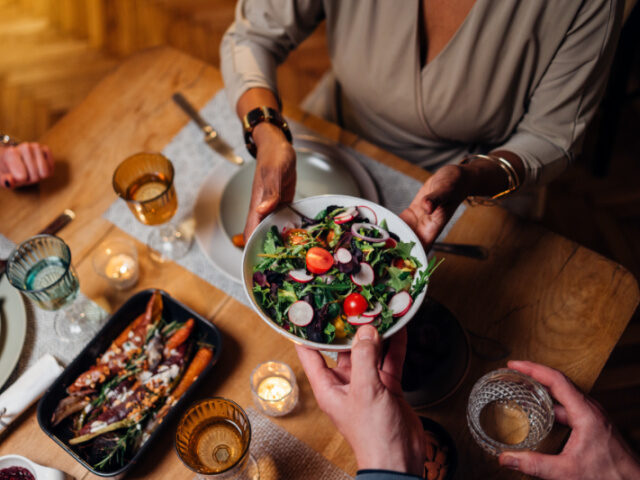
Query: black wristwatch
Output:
[[242, 106, 292, 158]]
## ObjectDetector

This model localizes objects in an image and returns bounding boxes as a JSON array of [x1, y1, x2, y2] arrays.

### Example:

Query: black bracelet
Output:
[[242, 106, 292, 158]]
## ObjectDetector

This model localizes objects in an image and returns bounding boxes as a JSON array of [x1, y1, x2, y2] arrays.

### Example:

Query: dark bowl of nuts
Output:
[[420, 416, 457, 480]]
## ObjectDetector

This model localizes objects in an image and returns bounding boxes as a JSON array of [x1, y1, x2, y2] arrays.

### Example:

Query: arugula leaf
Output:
[[324, 322, 336, 344], [344, 322, 357, 336], [253, 285, 274, 310], [410, 257, 444, 298], [278, 282, 298, 303], [360, 285, 374, 303], [387, 241, 416, 260], [378, 306, 395, 333], [263, 226, 282, 255], [387, 266, 413, 292]]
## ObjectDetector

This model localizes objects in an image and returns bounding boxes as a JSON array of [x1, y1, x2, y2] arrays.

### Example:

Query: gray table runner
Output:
[[103, 91, 464, 305], [247, 407, 352, 480]]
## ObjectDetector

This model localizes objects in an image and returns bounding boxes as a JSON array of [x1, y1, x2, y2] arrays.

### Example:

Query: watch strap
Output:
[[242, 106, 292, 157]]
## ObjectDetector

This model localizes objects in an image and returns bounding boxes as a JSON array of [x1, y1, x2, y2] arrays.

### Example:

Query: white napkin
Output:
[[0, 354, 63, 433]]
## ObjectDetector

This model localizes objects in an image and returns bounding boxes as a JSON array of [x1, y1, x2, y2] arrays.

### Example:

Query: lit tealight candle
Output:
[[93, 239, 139, 290], [250, 361, 299, 417], [257, 376, 292, 402], [105, 253, 136, 280]]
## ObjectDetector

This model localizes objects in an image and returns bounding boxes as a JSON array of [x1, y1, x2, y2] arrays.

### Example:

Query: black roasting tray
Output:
[[37, 289, 223, 478]]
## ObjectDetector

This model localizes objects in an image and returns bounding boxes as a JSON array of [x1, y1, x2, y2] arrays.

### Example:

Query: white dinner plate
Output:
[[0, 275, 27, 389], [194, 134, 379, 283]]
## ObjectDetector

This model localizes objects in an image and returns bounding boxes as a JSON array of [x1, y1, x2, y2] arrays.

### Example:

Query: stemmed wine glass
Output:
[[6, 234, 103, 340], [112, 152, 191, 262]]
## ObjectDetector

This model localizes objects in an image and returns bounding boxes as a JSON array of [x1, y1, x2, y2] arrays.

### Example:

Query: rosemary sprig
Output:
[[93, 422, 143, 470]]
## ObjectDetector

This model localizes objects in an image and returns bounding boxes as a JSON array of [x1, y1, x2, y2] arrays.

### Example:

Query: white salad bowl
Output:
[[242, 194, 429, 352]]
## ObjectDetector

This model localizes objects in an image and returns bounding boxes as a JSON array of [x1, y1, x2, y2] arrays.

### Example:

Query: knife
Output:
[[432, 242, 489, 260], [172, 92, 244, 166], [0, 209, 76, 278]]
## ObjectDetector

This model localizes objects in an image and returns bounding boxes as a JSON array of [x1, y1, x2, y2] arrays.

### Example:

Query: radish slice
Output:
[[363, 302, 382, 318], [334, 206, 357, 224], [288, 301, 314, 326], [350, 262, 374, 286], [346, 315, 375, 325], [389, 291, 413, 317], [334, 247, 352, 264], [351, 223, 390, 243], [357, 205, 378, 224], [288, 269, 314, 283]]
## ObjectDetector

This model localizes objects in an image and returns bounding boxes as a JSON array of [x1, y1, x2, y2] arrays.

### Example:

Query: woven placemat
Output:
[[247, 408, 352, 480], [0, 234, 107, 392], [102, 90, 464, 305]]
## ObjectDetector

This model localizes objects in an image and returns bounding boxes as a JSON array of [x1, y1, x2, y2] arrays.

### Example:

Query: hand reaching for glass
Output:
[[0, 142, 54, 188], [499, 360, 640, 480], [295, 326, 425, 476]]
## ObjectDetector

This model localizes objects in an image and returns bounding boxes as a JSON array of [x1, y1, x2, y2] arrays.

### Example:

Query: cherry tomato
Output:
[[343, 292, 368, 317], [385, 238, 397, 249], [283, 228, 310, 246], [392, 258, 406, 269], [306, 247, 334, 274], [392, 257, 416, 272]]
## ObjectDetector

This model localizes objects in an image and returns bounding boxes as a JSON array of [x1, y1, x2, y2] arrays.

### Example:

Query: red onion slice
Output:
[[351, 223, 390, 243]]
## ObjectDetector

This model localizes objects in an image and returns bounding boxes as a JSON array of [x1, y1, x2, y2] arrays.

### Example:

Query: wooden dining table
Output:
[[0, 46, 638, 480]]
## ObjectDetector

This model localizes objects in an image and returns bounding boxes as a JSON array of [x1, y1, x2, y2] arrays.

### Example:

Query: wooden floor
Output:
[[2, 0, 639, 454]]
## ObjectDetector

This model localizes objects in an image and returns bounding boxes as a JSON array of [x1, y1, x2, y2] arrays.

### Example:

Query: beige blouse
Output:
[[220, 0, 622, 186]]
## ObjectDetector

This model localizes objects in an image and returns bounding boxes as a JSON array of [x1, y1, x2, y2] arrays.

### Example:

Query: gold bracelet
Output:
[[459, 154, 521, 206]]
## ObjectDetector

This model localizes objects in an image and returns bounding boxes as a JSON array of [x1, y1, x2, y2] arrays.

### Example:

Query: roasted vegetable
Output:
[[51, 290, 213, 471]]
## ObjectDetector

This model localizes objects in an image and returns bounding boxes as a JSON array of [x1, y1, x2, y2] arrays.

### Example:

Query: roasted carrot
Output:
[[163, 318, 194, 356], [113, 290, 162, 347], [232, 233, 245, 248], [143, 346, 214, 436], [170, 346, 213, 400], [68, 291, 163, 393]]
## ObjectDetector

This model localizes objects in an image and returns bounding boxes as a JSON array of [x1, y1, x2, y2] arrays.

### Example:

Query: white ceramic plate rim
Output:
[[242, 194, 428, 352], [0, 275, 27, 389]]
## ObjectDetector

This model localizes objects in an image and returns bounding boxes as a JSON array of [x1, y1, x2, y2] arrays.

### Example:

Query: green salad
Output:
[[252, 204, 442, 344]]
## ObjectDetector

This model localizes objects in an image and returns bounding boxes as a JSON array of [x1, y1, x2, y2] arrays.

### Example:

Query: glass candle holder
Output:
[[175, 398, 259, 479], [92, 238, 139, 290], [250, 361, 298, 417], [467, 369, 555, 456]]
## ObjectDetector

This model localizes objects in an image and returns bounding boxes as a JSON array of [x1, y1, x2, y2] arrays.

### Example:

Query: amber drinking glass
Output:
[[176, 398, 259, 479], [113, 152, 190, 261]]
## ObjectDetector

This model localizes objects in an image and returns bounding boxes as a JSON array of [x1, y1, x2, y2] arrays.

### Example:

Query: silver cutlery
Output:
[[0, 209, 76, 279], [432, 242, 489, 259], [172, 92, 244, 166]]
